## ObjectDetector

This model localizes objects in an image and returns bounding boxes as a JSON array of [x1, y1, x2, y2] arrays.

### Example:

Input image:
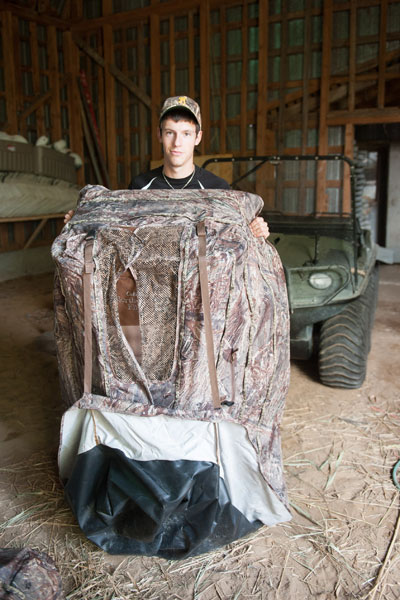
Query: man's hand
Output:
[[249, 216, 269, 239], [64, 210, 75, 224]]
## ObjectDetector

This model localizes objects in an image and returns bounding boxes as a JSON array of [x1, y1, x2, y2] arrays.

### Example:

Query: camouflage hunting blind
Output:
[[52, 186, 291, 558]]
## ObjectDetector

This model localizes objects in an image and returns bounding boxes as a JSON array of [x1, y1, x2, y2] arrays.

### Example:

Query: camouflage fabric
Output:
[[0, 548, 63, 599], [159, 95, 202, 128], [52, 186, 290, 505]]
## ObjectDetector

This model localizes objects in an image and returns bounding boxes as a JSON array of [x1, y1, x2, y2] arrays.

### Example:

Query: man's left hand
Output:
[[249, 216, 270, 239]]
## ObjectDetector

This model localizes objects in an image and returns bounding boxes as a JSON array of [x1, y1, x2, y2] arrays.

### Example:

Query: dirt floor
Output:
[[0, 264, 399, 599]]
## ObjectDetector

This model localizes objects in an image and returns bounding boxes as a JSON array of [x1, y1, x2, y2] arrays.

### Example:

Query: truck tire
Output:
[[318, 266, 379, 389]]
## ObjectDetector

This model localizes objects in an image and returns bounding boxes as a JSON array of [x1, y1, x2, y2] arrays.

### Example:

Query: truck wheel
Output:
[[318, 267, 379, 389]]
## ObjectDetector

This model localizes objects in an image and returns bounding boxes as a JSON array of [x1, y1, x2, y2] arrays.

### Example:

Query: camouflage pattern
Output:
[[0, 548, 63, 599], [159, 95, 202, 128], [52, 186, 290, 506]]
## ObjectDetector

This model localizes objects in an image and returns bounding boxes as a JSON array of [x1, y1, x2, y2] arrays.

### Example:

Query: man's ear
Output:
[[157, 127, 162, 143], [195, 130, 203, 146]]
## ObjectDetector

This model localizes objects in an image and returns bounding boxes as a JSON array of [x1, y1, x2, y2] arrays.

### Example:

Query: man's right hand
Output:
[[64, 210, 75, 224]]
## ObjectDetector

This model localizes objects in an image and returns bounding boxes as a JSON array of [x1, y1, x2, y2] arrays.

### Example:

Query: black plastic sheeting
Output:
[[64, 444, 261, 558]]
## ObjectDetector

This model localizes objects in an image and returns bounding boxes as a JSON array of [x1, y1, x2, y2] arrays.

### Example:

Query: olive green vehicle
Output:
[[203, 155, 378, 389]]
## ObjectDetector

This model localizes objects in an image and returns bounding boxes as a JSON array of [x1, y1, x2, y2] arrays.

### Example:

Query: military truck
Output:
[[203, 154, 378, 389]]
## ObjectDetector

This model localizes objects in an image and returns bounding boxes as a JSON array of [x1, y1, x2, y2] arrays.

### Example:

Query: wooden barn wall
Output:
[[0, 0, 399, 249]]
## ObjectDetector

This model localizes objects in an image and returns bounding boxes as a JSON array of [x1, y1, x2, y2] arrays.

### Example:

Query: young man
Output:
[[128, 95, 269, 238], [65, 95, 269, 238]]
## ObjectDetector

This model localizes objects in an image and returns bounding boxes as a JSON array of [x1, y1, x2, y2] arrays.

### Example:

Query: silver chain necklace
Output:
[[162, 169, 196, 190]]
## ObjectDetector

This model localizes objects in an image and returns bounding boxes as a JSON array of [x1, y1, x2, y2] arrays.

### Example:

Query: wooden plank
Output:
[[188, 10, 195, 99], [316, 0, 333, 215], [199, 0, 210, 152], [102, 0, 112, 17], [240, 0, 248, 155], [220, 6, 227, 153], [18, 90, 52, 122], [96, 32, 107, 166], [378, 0, 388, 108], [255, 0, 268, 155], [23, 218, 48, 249], [299, 0, 312, 214], [79, 97, 104, 184], [73, 35, 152, 109], [169, 16, 176, 96], [150, 12, 162, 160], [29, 21, 45, 136], [0, 2, 70, 28], [48, 26, 62, 141], [103, 24, 117, 188], [349, 3, 356, 112], [138, 24, 148, 174], [277, 0, 288, 154], [121, 27, 131, 187], [63, 31, 85, 186], [327, 107, 400, 125], [1, 12, 18, 133], [0, 213, 65, 223], [343, 123, 353, 215]]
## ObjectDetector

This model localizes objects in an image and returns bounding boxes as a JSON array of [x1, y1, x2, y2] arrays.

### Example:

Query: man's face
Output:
[[158, 118, 202, 171]]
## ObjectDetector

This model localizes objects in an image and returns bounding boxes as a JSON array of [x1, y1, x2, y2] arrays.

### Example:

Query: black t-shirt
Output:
[[128, 165, 230, 190]]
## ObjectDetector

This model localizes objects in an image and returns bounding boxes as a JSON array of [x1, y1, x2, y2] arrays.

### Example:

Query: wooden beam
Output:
[[199, 0, 210, 153], [378, 0, 388, 108], [150, 12, 161, 160], [63, 30, 85, 186], [220, 5, 227, 153], [327, 107, 400, 125], [73, 35, 152, 110], [0, 3, 70, 28], [18, 90, 52, 122], [169, 16, 176, 96], [138, 24, 148, 174], [240, 0, 248, 155], [1, 12, 18, 133], [103, 24, 117, 188], [0, 213, 65, 223], [188, 10, 195, 99], [343, 123, 353, 214], [349, 2, 356, 112], [48, 26, 62, 141], [23, 218, 48, 249], [317, 0, 333, 214], [255, 0, 268, 155], [299, 0, 312, 214]]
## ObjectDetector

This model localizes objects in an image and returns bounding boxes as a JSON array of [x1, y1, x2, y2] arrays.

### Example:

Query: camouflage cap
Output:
[[159, 96, 202, 129]]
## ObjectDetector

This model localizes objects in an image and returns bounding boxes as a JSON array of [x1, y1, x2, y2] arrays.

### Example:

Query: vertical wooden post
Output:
[[299, 0, 312, 214], [103, 23, 117, 188], [349, 3, 356, 113], [317, 0, 333, 214], [2, 12, 18, 133], [256, 0, 268, 155], [150, 12, 161, 160], [240, 0, 249, 155], [220, 5, 227, 153], [63, 30, 85, 186], [256, 0, 274, 205], [188, 10, 195, 100], [378, 0, 388, 109], [169, 16, 175, 96], [30, 21, 45, 137], [138, 24, 148, 174], [343, 123, 353, 215], [48, 25, 62, 141], [199, 0, 210, 152]]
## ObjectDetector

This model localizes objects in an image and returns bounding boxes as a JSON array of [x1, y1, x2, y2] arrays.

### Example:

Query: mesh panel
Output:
[[97, 225, 182, 383], [97, 228, 141, 383], [134, 226, 182, 381]]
